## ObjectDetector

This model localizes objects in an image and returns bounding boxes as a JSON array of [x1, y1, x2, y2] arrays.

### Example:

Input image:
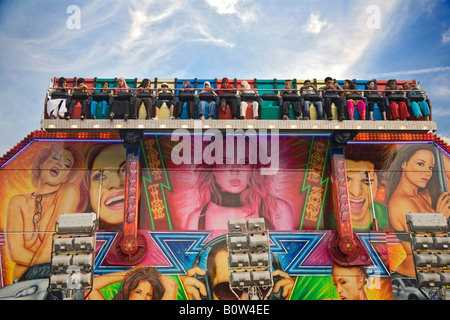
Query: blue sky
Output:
[[0, 0, 449, 156]]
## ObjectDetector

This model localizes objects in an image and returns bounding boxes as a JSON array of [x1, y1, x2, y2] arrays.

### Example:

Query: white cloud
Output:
[[431, 107, 450, 117], [279, 1, 405, 79], [194, 26, 235, 48], [429, 83, 450, 100], [205, 0, 239, 14], [442, 27, 450, 44], [366, 66, 450, 78], [303, 13, 329, 35], [204, 0, 257, 24]]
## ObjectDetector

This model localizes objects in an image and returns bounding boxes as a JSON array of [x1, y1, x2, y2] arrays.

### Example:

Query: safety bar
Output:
[[47, 87, 428, 93], [47, 88, 429, 99]]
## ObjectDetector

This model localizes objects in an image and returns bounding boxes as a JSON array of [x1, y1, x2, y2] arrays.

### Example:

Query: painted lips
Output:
[[50, 166, 60, 177], [349, 197, 365, 213], [104, 191, 125, 210], [229, 179, 242, 187]]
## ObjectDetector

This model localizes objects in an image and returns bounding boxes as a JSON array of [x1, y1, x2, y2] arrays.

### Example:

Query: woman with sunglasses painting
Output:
[[181, 236, 293, 300]]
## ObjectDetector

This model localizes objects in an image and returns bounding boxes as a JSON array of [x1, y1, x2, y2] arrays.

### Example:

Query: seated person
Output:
[[364, 81, 387, 121], [300, 80, 324, 120], [218, 77, 239, 119], [384, 79, 409, 120], [174, 80, 197, 119], [133, 78, 153, 119], [110, 77, 132, 120], [342, 79, 366, 120], [198, 81, 217, 120], [238, 80, 259, 119], [46, 77, 68, 119], [402, 82, 430, 121], [90, 82, 111, 119], [65, 77, 88, 120], [320, 77, 346, 121], [155, 82, 175, 120], [279, 79, 302, 120]]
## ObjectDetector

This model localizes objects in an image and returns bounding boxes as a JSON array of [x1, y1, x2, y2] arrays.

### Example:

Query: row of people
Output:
[[295, 77, 430, 121], [46, 77, 431, 121]]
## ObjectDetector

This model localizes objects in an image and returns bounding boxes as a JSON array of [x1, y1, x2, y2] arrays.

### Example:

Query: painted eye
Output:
[[92, 173, 105, 182]]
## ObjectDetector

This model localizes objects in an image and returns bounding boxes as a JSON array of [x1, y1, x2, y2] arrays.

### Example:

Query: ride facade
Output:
[[0, 76, 448, 301]]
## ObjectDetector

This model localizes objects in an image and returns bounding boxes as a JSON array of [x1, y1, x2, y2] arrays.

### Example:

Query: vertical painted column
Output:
[[330, 148, 358, 256], [115, 131, 146, 264], [121, 148, 140, 255], [327, 132, 370, 266]]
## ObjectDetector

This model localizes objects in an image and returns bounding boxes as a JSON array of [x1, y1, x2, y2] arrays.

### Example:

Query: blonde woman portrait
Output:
[[5, 143, 85, 280]]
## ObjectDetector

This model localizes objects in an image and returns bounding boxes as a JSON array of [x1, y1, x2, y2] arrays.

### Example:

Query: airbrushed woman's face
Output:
[[128, 280, 154, 300], [89, 144, 126, 226], [402, 149, 434, 189], [40, 148, 74, 186], [332, 265, 365, 300], [213, 160, 251, 194]]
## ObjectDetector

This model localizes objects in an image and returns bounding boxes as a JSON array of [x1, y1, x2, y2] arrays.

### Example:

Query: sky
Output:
[[0, 0, 450, 156]]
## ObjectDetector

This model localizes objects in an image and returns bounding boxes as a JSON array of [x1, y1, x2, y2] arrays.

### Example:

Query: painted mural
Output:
[[0, 133, 448, 300]]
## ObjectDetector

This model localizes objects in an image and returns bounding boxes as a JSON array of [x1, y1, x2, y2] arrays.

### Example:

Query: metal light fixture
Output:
[[440, 272, 450, 286], [73, 237, 95, 252], [228, 219, 246, 233], [436, 253, 450, 268], [407, 212, 450, 300], [417, 272, 441, 288], [407, 213, 449, 234], [246, 218, 266, 232], [248, 233, 269, 250], [230, 271, 251, 287], [51, 255, 73, 272], [414, 253, 439, 268], [229, 253, 250, 268], [433, 236, 450, 250], [412, 236, 434, 251], [53, 237, 74, 253], [250, 270, 272, 286], [226, 218, 274, 301], [57, 212, 97, 234], [228, 235, 249, 251], [48, 213, 97, 300], [249, 253, 269, 267]]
